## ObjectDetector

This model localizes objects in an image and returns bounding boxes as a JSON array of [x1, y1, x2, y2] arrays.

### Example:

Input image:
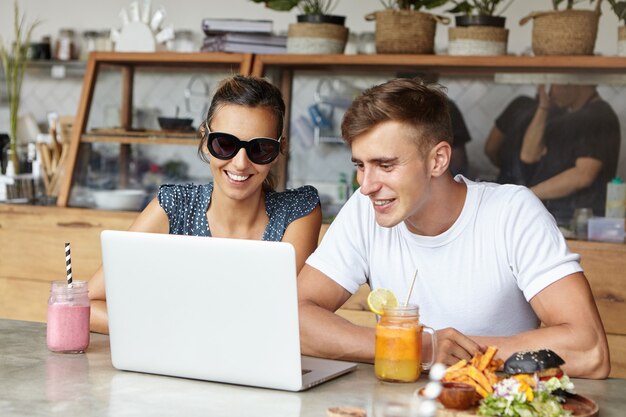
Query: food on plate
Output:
[[478, 349, 575, 417], [438, 381, 477, 410], [504, 349, 565, 381], [443, 346, 503, 400]]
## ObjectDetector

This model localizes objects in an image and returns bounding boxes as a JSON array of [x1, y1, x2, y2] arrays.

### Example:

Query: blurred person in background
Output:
[[520, 84, 620, 227], [484, 95, 564, 185]]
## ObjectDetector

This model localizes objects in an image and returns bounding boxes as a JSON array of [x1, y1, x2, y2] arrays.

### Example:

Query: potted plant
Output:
[[0, 1, 40, 175], [251, 0, 349, 54], [446, 0, 514, 55], [365, 0, 450, 54], [607, 0, 626, 55], [519, 0, 603, 55], [448, 0, 513, 27]]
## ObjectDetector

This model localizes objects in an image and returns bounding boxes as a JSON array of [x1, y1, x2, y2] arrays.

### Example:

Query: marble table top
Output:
[[1, 319, 624, 417]]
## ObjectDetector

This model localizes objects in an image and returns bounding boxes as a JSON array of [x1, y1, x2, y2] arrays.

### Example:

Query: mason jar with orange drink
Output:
[[374, 304, 437, 383]]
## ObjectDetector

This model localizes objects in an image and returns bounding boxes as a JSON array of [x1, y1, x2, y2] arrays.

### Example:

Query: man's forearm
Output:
[[299, 301, 375, 363], [530, 167, 590, 200], [520, 107, 549, 163], [473, 323, 610, 379]]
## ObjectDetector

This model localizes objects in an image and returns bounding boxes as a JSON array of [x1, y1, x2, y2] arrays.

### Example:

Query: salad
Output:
[[478, 373, 575, 417]]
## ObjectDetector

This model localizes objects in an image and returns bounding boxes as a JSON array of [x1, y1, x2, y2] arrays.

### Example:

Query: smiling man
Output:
[[296, 78, 610, 379]]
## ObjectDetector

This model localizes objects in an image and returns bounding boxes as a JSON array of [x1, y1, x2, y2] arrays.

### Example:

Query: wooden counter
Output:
[[0, 204, 135, 321], [1, 205, 624, 377]]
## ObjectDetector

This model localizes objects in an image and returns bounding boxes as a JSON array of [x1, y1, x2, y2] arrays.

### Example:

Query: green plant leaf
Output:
[[251, 0, 335, 14], [607, 0, 626, 21], [426, 0, 451, 9], [267, 0, 300, 11]]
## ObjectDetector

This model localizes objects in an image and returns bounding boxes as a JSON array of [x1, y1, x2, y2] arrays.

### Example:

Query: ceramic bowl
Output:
[[157, 116, 194, 131], [92, 189, 147, 211], [438, 382, 476, 410]]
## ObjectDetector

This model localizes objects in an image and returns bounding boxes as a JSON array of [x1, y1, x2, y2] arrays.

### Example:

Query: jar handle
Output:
[[421, 325, 437, 371]]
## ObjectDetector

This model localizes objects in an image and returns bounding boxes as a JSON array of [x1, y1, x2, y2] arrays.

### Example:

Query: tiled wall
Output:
[[3, 69, 626, 202]]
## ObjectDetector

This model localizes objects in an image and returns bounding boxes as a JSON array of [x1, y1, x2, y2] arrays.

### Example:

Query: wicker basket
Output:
[[287, 22, 348, 54], [619, 26, 626, 57], [448, 27, 508, 56], [366, 10, 448, 54], [519, 0, 602, 56]]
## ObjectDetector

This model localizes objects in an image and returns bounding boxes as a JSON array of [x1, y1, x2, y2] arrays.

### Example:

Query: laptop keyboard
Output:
[[302, 369, 312, 375]]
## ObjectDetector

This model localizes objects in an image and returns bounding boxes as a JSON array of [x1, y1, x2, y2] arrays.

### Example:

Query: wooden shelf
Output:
[[252, 54, 626, 76], [88, 51, 254, 70], [82, 130, 197, 146]]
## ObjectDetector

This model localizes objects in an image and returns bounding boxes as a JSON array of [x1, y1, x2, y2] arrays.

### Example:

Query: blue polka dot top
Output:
[[157, 183, 320, 241]]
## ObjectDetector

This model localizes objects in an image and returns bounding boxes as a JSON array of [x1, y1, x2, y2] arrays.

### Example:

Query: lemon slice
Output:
[[367, 288, 398, 315]]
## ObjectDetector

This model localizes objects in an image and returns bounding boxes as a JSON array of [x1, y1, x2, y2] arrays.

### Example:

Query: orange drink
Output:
[[374, 305, 436, 383]]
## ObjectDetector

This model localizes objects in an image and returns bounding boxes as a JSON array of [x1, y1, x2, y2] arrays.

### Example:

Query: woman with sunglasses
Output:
[[88, 75, 322, 334]]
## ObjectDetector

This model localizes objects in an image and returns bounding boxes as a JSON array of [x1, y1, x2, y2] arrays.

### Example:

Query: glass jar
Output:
[[81, 31, 99, 60], [97, 30, 113, 52], [55, 29, 77, 61], [374, 305, 436, 383], [572, 208, 593, 240], [172, 30, 195, 52], [46, 280, 90, 353]]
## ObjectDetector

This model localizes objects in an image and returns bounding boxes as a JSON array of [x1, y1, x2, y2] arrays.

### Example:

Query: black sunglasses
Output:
[[205, 125, 282, 165]]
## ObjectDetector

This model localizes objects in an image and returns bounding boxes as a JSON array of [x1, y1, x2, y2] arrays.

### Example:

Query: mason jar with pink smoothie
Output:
[[46, 280, 90, 353]]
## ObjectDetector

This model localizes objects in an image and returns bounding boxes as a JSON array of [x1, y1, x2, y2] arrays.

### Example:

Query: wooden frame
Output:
[[57, 52, 254, 206]]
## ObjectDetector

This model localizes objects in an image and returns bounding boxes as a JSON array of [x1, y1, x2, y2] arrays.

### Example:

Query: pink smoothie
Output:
[[47, 304, 91, 353]]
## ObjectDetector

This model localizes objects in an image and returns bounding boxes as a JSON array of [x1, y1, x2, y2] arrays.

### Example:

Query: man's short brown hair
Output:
[[341, 78, 453, 158]]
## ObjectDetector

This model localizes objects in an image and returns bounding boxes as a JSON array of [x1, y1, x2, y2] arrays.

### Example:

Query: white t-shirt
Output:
[[307, 176, 582, 336]]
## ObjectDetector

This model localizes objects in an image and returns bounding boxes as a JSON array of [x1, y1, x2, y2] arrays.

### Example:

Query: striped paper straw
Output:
[[65, 242, 73, 287]]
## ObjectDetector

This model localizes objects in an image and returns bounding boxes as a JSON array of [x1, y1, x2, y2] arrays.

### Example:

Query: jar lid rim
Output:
[[51, 280, 88, 292]]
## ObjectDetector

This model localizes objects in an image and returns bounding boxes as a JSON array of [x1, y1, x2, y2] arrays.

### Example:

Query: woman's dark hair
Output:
[[198, 75, 286, 191], [341, 78, 452, 159]]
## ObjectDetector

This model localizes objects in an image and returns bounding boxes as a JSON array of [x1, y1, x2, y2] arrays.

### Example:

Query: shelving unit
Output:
[[2, 51, 625, 377], [251, 54, 626, 189], [56, 51, 254, 207], [81, 130, 197, 145]]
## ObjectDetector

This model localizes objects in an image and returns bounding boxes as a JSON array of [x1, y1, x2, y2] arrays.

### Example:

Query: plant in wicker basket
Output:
[[251, 0, 348, 53], [367, 0, 450, 54], [448, 0, 514, 24], [447, 1, 514, 55], [520, 0, 603, 55]]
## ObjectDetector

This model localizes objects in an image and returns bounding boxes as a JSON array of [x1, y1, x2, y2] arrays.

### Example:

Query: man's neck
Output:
[[403, 175, 467, 236], [569, 87, 597, 112]]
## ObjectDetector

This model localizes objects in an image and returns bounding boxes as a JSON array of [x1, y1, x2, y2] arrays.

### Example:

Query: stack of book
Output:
[[201, 18, 287, 54]]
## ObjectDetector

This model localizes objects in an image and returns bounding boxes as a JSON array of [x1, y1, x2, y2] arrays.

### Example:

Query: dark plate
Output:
[[434, 393, 598, 417], [564, 393, 599, 417]]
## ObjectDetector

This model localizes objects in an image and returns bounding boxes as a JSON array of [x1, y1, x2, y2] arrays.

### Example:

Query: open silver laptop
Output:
[[101, 230, 356, 391]]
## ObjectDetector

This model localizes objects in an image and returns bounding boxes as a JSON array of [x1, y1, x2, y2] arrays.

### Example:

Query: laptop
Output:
[[101, 230, 357, 391]]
